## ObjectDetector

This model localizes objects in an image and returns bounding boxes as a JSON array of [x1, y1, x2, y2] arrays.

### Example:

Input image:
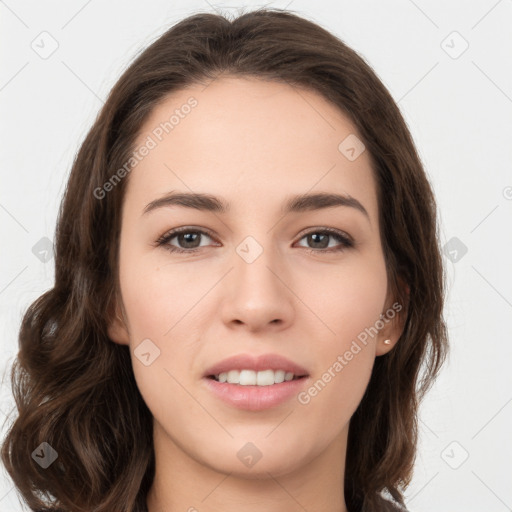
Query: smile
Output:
[[209, 369, 304, 386]]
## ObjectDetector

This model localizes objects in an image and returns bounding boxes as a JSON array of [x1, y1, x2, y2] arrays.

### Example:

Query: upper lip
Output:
[[203, 353, 309, 377]]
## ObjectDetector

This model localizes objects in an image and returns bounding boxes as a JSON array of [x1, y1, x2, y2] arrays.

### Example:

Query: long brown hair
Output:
[[1, 8, 448, 512]]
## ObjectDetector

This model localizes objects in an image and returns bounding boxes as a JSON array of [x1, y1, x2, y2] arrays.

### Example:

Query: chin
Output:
[[198, 439, 310, 478]]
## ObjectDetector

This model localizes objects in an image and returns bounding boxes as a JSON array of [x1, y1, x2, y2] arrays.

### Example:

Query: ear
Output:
[[375, 279, 409, 356], [107, 297, 130, 346]]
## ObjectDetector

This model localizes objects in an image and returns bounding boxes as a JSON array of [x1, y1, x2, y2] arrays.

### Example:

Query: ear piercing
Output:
[[383, 339, 391, 345]]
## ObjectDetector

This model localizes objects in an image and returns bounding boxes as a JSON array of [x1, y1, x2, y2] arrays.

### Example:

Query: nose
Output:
[[219, 242, 295, 332]]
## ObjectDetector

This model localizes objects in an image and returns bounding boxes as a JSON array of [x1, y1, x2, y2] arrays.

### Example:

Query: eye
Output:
[[155, 226, 354, 254], [295, 228, 354, 254], [156, 227, 217, 253]]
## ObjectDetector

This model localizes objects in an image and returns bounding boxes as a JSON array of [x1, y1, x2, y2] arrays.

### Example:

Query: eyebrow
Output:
[[143, 190, 369, 219]]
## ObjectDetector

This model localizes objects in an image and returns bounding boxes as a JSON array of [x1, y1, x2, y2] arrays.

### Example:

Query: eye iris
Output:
[[179, 232, 200, 248], [308, 233, 329, 249]]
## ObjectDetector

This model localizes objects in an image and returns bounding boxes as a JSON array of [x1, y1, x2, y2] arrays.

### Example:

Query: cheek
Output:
[[119, 259, 202, 432], [299, 256, 387, 419], [311, 252, 388, 346], [118, 251, 211, 396], [119, 253, 203, 339], [119, 262, 199, 393]]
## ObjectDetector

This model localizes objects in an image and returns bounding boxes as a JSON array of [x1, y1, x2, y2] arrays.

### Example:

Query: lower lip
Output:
[[203, 376, 309, 411]]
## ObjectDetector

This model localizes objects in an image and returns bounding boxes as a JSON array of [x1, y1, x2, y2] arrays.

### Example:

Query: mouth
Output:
[[206, 369, 308, 386], [202, 353, 310, 409], [203, 369, 310, 411], [203, 352, 310, 382]]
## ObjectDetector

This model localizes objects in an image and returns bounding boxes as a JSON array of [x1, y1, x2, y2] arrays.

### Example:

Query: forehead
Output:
[[127, 76, 378, 221]]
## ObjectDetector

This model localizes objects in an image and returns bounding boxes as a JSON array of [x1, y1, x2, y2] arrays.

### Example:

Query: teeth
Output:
[[274, 370, 285, 383], [240, 369, 257, 385], [215, 369, 299, 386]]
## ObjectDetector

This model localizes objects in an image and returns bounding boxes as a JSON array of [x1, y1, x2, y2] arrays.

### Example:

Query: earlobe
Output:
[[376, 301, 407, 355], [375, 302, 406, 356], [376, 337, 397, 356], [375, 303, 407, 357], [107, 304, 130, 346], [375, 276, 409, 356]]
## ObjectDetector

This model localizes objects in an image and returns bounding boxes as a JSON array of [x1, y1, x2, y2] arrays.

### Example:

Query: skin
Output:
[[108, 76, 403, 512]]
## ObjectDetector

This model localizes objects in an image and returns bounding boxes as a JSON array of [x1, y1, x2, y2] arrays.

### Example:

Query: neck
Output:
[[146, 420, 349, 512]]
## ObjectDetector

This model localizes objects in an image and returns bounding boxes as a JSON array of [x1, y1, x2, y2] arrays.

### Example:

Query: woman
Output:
[[1, 8, 448, 512]]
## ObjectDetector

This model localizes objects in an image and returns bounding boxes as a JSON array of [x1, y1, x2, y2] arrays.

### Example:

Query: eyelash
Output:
[[155, 226, 354, 255]]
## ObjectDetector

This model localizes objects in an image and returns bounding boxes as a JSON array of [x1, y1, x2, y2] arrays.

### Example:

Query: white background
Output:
[[1, 1, 511, 510]]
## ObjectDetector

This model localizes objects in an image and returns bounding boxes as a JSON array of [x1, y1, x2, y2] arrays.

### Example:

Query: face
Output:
[[108, 76, 400, 479]]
